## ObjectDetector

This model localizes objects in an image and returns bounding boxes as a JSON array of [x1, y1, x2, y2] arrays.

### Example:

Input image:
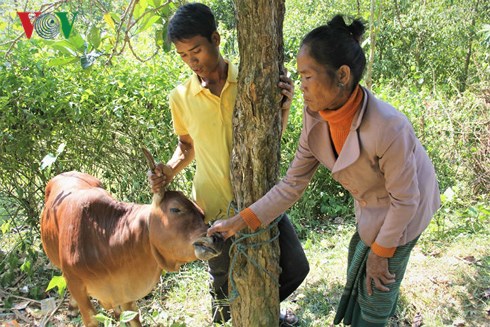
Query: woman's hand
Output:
[[207, 214, 247, 240], [365, 251, 396, 296], [147, 163, 173, 194]]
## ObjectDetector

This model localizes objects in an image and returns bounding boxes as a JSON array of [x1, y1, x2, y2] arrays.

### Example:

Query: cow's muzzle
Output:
[[193, 233, 224, 261]]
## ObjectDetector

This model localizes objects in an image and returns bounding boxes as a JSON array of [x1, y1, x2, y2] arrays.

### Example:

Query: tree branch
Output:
[[108, 0, 171, 64], [127, 36, 159, 62], [106, 0, 138, 64]]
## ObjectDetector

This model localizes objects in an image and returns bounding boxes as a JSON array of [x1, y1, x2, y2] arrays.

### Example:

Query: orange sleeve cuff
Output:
[[371, 242, 396, 258], [239, 208, 261, 231]]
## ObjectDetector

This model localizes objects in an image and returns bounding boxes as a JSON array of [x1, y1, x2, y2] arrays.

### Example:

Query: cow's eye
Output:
[[169, 208, 181, 213]]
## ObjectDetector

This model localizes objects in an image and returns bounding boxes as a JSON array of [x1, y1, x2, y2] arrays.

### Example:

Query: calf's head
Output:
[[143, 148, 223, 271], [148, 191, 223, 271]]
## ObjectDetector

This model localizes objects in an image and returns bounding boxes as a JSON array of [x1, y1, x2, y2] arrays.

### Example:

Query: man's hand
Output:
[[279, 69, 294, 111], [365, 251, 396, 296], [147, 163, 173, 194], [207, 215, 247, 240]]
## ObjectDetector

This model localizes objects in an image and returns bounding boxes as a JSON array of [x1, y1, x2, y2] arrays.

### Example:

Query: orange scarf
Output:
[[318, 85, 363, 155]]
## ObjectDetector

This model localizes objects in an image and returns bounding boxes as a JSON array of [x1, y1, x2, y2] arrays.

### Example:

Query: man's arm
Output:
[[148, 134, 195, 193], [166, 134, 195, 178]]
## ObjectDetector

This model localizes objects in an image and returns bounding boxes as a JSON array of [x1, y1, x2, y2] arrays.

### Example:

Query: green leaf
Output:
[[20, 260, 32, 274], [95, 313, 112, 323], [45, 275, 67, 296], [148, 0, 162, 7], [478, 206, 490, 216], [139, 0, 148, 12], [104, 13, 116, 31], [155, 27, 164, 48], [161, 25, 172, 52], [304, 238, 313, 250], [41, 39, 78, 56], [119, 311, 138, 323], [47, 57, 78, 67], [479, 24, 490, 47], [133, 3, 142, 20], [110, 13, 121, 25], [137, 15, 160, 34], [88, 25, 101, 49], [45, 35, 85, 54], [468, 207, 478, 216], [161, 2, 176, 17], [67, 33, 86, 51], [52, 44, 78, 57], [1, 221, 10, 234]]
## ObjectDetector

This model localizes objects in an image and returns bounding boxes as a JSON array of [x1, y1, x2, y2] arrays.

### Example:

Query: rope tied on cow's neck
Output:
[[226, 202, 283, 303]]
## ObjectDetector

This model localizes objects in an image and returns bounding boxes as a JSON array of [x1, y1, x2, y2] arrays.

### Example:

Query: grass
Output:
[[280, 222, 490, 327], [0, 213, 489, 326], [135, 218, 490, 326]]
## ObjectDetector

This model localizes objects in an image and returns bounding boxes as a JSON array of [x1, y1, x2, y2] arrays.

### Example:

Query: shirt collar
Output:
[[189, 59, 237, 96]]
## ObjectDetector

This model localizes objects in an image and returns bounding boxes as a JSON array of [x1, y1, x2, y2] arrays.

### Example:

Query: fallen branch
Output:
[[0, 290, 42, 304]]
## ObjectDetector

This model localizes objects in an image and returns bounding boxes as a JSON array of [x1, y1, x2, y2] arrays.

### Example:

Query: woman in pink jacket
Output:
[[208, 15, 440, 326]]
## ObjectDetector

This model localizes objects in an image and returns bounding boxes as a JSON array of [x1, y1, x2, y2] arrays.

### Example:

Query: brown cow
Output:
[[40, 169, 223, 327]]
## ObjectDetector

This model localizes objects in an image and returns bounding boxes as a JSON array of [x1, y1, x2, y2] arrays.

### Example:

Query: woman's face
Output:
[[297, 45, 347, 111]]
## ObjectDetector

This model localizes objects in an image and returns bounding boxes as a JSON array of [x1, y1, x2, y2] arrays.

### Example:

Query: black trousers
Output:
[[208, 214, 310, 323]]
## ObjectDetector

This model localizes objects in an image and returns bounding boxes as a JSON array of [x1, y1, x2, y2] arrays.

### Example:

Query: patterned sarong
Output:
[[334, 232, 419, 326]]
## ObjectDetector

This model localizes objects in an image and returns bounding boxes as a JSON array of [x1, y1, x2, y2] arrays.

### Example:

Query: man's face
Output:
[[174, 32, 221, 79]]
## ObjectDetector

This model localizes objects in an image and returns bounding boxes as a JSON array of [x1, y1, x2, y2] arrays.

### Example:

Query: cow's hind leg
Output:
[[65, 277, 97, 327], [120, 302, 141, 327]]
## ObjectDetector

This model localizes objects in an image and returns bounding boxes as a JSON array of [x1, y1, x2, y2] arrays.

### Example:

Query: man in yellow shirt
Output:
[[149, 3, 309, 325], [168, 52, 237, 224]]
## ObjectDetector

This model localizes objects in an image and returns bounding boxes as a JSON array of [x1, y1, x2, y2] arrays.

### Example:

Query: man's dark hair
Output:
[[167, 3, 217, 43]]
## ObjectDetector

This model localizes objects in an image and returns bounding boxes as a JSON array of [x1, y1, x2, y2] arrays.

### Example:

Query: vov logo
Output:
[[17, 12, 78, 39]]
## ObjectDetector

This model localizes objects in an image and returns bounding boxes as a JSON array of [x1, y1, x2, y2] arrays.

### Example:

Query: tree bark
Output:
[[230, 0, 285, 326]]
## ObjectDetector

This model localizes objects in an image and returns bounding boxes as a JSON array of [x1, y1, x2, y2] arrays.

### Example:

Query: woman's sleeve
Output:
[[247, 124, 321, 227], [375, 120, 420, 250]]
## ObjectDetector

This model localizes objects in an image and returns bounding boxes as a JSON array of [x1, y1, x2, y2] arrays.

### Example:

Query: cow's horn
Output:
[[142, 147, 156, 171], [141, 147, 165, 203]]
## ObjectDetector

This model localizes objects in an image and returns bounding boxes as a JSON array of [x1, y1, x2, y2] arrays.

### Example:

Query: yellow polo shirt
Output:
[[169, 62, 238, 223]]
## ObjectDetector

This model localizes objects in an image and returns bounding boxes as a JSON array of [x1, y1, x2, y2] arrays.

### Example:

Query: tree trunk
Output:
[[461, 0, 480, 92], [230, 0, 285, 326], [366, 0, 381, 90]]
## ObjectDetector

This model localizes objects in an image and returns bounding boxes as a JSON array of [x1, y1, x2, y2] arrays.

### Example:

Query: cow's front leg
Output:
[[65, 277, 97, 327]]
